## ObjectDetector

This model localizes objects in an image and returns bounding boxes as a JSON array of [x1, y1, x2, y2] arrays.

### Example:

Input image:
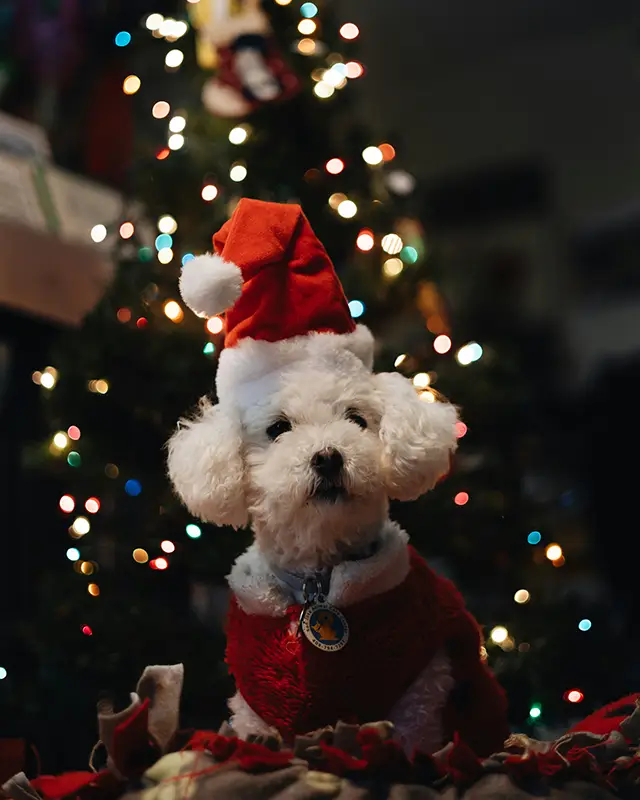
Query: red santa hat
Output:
[[179, 198, 374, 402]]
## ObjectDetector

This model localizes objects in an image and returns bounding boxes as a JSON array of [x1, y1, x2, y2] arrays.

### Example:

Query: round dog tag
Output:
[[301, 603, 349, 652]]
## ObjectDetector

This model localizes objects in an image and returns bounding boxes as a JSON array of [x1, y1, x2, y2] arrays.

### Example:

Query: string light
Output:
[[433, 335, 452, 354], [52, 432, 69, 450], [90, 224, 107, 243], [186, 524, 202, 539], [161, 540, 176, 554], [230, 163, 247, 182], [81, 625, 93, 636], [229, 126, 248, 144], [394, 354, 407, 368], [528, 530, 542, 545], [300, 2, 318, 17], [454, 491, 469, 506], [339, 22, 359, 39], [298, 18, 316, 34], [169, 115, 186, 133], [545, 544, 563, 562], [298, 38, 317, 55], [168, 133, 185, 150], [119, 222, 134, 239], [345, 61, 363, 79], [133, 548, 149, 563], [152, 101, 171, 118], [123, 75, 141, 95], [72, 517, 90, 536], [59, 495, 75, 513], [362, 146, 383, 166], [381, 234, 403, 254], [383, 258, 404, 278], [206, 317, 224, 335], [66, 547, 80, 562], [490, 626, 509, 644], [356, 230, 374, 251], [529, 703, 542, 719], [115, 31, 132, 47], [163, 300, 184, 323], [337, 199, 357, 218], [125, 479, 142, 497], [313, 81, 333, 98], [456, 342, 483, 365], [578, 619, 592, 632], [325, 158, 344, 175], [85, 497, 100, 514], [165, 49, 184, 68], [565, 689, 584, 704], [158, 247, 173, 264], [514, 589, 530, 604], [145, 13, 164, 30], [39, 371, 56, 390], [379, 143, 396, 161], [412, 373, 430, 389]]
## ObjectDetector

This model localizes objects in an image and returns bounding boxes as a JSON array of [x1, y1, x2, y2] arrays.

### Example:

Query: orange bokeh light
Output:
[[454, 492, 469, 506], [206, 317, 224, 335]]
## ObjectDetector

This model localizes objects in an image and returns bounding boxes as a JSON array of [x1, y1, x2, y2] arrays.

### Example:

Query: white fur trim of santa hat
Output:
[[179, 254, 243, 319]]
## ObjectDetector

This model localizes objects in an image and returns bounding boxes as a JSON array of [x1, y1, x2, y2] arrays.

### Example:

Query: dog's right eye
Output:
[[266, 418, 292, 441]]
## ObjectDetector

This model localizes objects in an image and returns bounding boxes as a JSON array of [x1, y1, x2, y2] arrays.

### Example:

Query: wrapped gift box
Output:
[[0, 112, 120, 327]]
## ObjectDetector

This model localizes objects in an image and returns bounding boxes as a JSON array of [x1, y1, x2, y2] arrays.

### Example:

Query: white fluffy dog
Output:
[[167, 198, 507, 757]]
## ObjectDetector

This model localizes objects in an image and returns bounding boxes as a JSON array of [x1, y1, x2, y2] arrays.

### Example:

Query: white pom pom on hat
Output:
[[179, 254, 243, 319]]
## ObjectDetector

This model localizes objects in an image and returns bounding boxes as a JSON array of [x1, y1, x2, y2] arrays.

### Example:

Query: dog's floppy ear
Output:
[[167, 397, 248, 528], [376, 372, 459, 501]]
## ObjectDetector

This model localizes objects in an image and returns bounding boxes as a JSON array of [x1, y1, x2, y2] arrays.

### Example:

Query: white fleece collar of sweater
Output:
[[227, 520, 410, 616]]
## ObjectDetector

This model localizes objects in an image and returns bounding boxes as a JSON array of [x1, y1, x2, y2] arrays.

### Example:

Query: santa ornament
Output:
[[168, 198, 508, 757], [189, 0, 301, 118]]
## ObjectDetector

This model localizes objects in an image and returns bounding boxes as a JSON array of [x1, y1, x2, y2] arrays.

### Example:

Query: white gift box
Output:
[[0, 112, 120, 327]]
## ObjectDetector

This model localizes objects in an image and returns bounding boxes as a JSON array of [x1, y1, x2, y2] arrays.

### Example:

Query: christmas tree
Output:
[[0, 0, 628, 772]]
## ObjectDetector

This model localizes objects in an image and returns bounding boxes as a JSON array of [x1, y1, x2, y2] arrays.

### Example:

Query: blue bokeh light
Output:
[[155, 233, 172, 250], [348, 299, 365, 318], [186, 523, 202, 539], [300, 2, 318, 17], [181, 253, 195, 266], [115, 31, 132, 47], [203, 342, 215, 355], [578, 619, 592, 632], [125, 479, 142, 497], [527, 530, 541, 545]]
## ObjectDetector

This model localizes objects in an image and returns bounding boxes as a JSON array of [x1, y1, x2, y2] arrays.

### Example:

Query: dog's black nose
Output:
[[311, 448, 344, 479]]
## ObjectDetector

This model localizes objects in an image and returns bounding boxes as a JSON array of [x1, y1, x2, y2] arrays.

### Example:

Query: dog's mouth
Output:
[[310, 481, 348, 504]]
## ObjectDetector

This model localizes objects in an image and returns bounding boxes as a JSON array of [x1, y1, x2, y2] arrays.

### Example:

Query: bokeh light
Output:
[[529, 703, 542, 719], [186, 524, 202, 539], [169, 115, 186, 133], [325, 158, 344, 175], [119, 221, 134, 239], [565, 689, 584, 704], [125, 479, 142, 497], [339, 22, 359, 39], [115, 31, 132, 47], [379, 143, 396, 161], [383, 258, 404, 278], [545, 544, 563, 562], [337, 199, 357, 218], [514, 589, 531, 604], [152, 101, 171, 119], [381, 233, 403, 255], [455, 421, 468, 438], [456, 342, 483, 365], [81, 625, 93, 636], [66, 547, 80, 561], [348, 300, 364, 318], [362, 146, 383, 165], [165, 49, 184, 68], [454, 491, 469, 506], [163, 300, 184, 323], [168, 133, 184, 150], [345, 61, 364, 79], [356, 230, 374, 251], [528, 530, 542, 545], [298, 18, 316, 35], [59, 495, 75, 513], [201, 184, 218, 201], [412, 373, 430, 389], [300, 2, 318, 17], [90, 224, 107, 243], [206, 317, 224, 335], [133, 548, 149, 563], [85, 497, 100, 514], [88, 583, 100, 597], [229, 126, 248, 144], [578, 619, 592, 632], [72, 517, 90, 536], [490, 626, 508, 644], [161, 540, 176, 554], [151, 557, 169, 570], [230, 163, 247, 182], [122, 75, 141, 95]]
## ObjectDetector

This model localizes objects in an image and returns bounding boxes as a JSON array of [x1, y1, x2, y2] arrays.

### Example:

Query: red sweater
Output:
[[226, 546, 508, 756]]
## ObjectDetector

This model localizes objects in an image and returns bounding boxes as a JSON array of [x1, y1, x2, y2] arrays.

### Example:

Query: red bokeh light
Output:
[[85, 497, 100, 514], [455, 421, 468, 439], [325, 158, 344, 175], [59, 495, 75, 513], [150, 557, 169, 571], [117, 308, 132, 323], [379, 143, 396, 162], [136, 317, 148, 329], [564, 689, 584, 704], [81, 625, 93, 636], [454, 492, 469, 506], [67, 425, 81, 441], [156, 148, 170, 161]]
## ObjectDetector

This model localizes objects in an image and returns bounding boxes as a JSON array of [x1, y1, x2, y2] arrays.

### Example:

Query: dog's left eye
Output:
[[346, 409, 368, 429], [266, 417, 292, 441]]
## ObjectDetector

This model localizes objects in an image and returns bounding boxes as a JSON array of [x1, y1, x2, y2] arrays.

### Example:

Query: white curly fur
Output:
[[166, 399, 247, 528], [179, 254, 243, 319], [228, 691, 279, 740]]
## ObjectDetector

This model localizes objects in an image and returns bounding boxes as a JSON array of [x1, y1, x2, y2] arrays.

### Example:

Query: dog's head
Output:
[[167, 341, 458, 568]]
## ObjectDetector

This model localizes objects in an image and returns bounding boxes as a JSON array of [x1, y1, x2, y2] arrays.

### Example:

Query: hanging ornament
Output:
[[191, 0, 301, 118]]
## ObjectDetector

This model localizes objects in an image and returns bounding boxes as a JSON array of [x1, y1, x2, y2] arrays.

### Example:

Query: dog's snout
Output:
[[311, 448, 344, 479]]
